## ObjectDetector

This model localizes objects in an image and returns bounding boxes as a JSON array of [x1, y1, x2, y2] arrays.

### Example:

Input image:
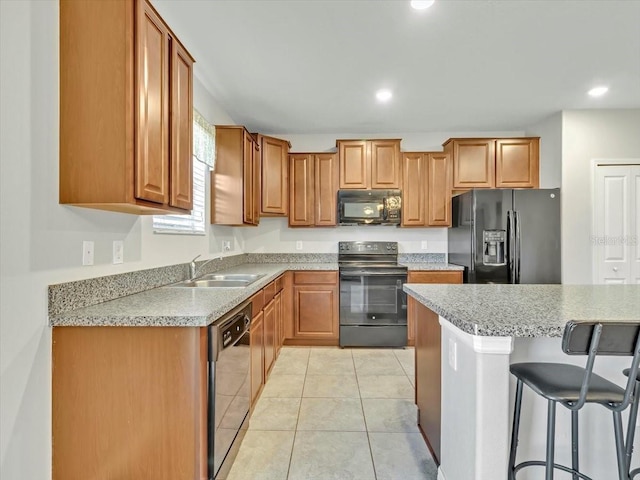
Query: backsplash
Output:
[[399, 253, 446, 263], [245, 253, 337, 263]]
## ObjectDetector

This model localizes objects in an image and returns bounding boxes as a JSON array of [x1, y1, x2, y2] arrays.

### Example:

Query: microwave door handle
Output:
[[382, 197, 388, 221]]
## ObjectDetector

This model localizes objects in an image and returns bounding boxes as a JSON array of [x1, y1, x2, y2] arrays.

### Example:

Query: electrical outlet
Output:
[[222, 240, 231, 252], [112, 240, 124, 264], [296, 241, 303, 250], [82, 241, 94, 266], [448, 338, 457, 371], [421, 240, 428, 250]]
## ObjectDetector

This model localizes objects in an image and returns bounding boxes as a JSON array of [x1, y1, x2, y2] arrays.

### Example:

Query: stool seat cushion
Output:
[[510, 362, 625, 406]]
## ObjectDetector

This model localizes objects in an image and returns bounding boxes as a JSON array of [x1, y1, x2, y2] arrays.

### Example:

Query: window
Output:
[[153, 110, 214, 235]]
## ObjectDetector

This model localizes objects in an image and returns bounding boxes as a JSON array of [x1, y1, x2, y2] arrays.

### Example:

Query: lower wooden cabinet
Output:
[[263, 297, 276, 378], [406, 271, 462, 346], [250, 310, 265, 408], [286, 271, 339, 346]]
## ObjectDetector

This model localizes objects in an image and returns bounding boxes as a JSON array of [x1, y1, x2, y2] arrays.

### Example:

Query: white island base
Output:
[[438, 317, 637, 480]]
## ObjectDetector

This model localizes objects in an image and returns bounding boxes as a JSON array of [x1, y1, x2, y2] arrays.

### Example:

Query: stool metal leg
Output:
[[626, 381, 640, 477], [509, 380, 524, 480], [571, 409, 579, 480], [546, 400, 557, 480], [614, 411, 630, 480]]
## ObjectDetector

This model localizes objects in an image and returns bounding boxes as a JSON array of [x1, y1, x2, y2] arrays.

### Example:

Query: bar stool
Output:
[[508, 320, 640, 480], [623, 368, 640, 478]]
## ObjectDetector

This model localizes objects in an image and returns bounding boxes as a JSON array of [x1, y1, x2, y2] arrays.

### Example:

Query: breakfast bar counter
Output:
[[404, 284, 640, 480]]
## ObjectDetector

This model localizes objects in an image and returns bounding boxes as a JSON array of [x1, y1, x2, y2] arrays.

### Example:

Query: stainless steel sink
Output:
[[168, 273, 266, 288]]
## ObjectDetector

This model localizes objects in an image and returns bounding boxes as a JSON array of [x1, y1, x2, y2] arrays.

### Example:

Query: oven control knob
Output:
[[386, 245, 391, 250]]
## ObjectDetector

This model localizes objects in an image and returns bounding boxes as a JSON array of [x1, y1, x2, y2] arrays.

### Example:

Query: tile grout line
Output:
[[284, 347, 309, 480], [353, 349, 379, 480]]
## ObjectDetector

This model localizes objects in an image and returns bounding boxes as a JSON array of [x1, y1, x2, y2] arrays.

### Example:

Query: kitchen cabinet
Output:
[[289, 153, 339, 227], [250, 310, 265, 408], [287, 271, 339, 346], [212, 126, 260, 225], [255, 134, 290, 216], [52, 326, 207, 479], [59, 0, 194, 215], [401, 152, 452, 227], [412, 299, 442, 463], [406, 271, 463, 346], [337, 139, 401, 189], [444, 138, 539, 190]]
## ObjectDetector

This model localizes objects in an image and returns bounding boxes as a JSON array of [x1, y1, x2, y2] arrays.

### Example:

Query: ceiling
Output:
[[152, 0, 640, 135]]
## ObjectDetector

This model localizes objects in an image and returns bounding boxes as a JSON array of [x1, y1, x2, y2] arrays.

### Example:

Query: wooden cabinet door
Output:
[[401, 153, 427, 226], [428, 152, 451, 226], [243, 132, 255, 225], [135, 0, 170, 205], [315, 153, 338, 226], [261, 136, 289, 216], [370, 140, 401, 189], [289, 154, 314, 226], [452, 139, 495, 189], [495, 138, 539, 188], [169, 39, 193, 210], [293, 285, 338, 340], [253, 141, 261, 224], [407, 271, 462, 345], [250, 310, 264, 407], [274, 291, 283, 355], [263, 298, 276, 379], [338, 140, 368, 189]]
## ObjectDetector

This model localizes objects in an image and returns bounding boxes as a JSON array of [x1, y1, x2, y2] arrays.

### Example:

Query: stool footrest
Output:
[[513, 460, 594, 480]]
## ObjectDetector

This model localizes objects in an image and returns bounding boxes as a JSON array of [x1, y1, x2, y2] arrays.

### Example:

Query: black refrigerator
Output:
[[448, 189, 561, 284]]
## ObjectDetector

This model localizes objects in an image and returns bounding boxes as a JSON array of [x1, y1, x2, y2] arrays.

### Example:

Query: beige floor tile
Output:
[[369, 432, 438, 480], [357, 375, 414, 399], [261, 374, 305, 398], [271, 355, 308, 375], [225, 430, 295, 480], [249, 397, 301, 431], [303, 374, 360, 398], [362, 398, 419, 432], [297, 397, 366, 431], [353, 351, 405, 376], [278, 347, 311, 360], [307, 352, 355, 375], [288, 431, 376, 480]]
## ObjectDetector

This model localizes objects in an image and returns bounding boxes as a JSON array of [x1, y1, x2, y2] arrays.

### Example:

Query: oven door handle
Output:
[[340, 271, 408, 277]]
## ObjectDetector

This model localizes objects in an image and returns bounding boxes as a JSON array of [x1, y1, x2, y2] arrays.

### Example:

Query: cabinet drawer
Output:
[[407, 271, 463, 284], [250, 290, 265, 315], [263, 281, 276, 303], [293, 271, 338, 285]]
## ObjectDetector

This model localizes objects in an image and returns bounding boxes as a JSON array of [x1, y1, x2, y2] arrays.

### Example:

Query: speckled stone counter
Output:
[[404, 284, 640, 337], [50, 263, 337, 327], [402, 263, 464, 271]]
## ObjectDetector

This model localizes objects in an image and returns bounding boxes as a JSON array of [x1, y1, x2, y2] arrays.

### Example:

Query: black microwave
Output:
[[337, 190, 402, 225]]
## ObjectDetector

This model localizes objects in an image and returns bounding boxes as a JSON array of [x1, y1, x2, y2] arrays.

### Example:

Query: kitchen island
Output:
[[404, 284, 640, 480]]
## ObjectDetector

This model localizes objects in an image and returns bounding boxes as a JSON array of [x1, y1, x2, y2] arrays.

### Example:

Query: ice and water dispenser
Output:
[[482, 230, 506, 266]]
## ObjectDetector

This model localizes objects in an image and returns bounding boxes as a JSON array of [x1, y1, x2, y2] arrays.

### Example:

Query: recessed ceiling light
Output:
[[588, 86, 609, 97], [411, 0, 435, 10], [376, 89, 393, 102]]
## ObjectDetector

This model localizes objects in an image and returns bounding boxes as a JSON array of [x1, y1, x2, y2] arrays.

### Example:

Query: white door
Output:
[[593, 164, 640, 284]]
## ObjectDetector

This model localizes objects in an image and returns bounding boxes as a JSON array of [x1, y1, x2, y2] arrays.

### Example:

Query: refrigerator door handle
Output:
[[515, 210, 522, 284], [507, 210, 515, 283]]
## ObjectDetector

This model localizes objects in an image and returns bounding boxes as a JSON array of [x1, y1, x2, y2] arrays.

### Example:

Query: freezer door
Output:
[[472, 189, 512, 283], [449, 191, 474, 279], [513, 189, 561, 284]]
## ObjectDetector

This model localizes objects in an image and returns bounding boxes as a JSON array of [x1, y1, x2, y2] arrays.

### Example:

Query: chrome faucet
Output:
[[189, 254, 220, 280]]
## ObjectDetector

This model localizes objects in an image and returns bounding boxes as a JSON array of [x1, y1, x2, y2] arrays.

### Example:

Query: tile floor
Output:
[[225, 347, 438, 480]]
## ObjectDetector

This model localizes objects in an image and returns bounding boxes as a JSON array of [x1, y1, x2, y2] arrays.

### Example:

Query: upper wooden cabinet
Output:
[[255, 135, 290, 216], [289, 153, 339, 227], [444, 138, 539, 190], [212, 126, 260, 226], [401, 152, 452, 227], [336, 139, 401, 189], [60, 0, 194, 215]]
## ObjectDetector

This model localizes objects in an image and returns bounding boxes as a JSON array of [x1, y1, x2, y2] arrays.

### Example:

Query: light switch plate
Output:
[[421, 240, 428, 250], [82, 241, 94, 266], [448, 338, 457, 371], [296, 241, 303, 250], [112, 241, 123, 264]]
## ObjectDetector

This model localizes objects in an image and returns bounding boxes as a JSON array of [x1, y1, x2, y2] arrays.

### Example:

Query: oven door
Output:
[[339, 269, 407, 326]]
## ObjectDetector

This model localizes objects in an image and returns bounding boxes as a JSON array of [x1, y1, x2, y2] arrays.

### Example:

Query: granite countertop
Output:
[[402, 263, 464, 271], [50, 263, 337, 327], [404, 284, 640, 337]]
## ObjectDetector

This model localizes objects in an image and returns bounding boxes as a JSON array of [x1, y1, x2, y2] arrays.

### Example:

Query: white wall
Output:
[[561, 109, 640, 284], [526, 112, 562, 188], [0, 3, 239, 478]]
